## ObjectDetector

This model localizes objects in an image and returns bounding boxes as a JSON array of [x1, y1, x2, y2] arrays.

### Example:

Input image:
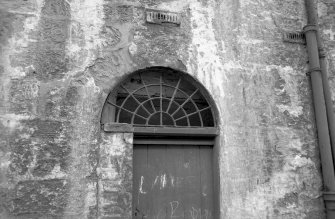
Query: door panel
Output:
[[133, 145, 148, 218], [133, 144, 214, 219], [199, 147, 214, 219]]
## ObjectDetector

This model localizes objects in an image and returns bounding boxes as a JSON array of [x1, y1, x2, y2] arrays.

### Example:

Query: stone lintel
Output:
[[103, 123, 134, 133]]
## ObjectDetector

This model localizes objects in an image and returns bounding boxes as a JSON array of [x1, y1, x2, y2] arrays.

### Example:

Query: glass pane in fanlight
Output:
[[147, 85, 161, 98], [162, 113, 174, 126], [140, 71, 161, 85], [189, 113, 201, 127], [137, 105, 150, 118], [134, 115, 146, 125], [119, 109, 132, 124], [143, 101, 155, 113], [182, 100, 197, 114], [162, 70, 180, 87], [162, 98, 170, 112], [133, 87, 149, 103], [122, 96, 139, 112], [162, 84, 176, 99], [201, 108, 215, 127], [148, 113, 161, 126], [172, 108, 185, 120], [152, 98, 161, 111], [167, 101, 178, 115], [176, 117, 188, 126]]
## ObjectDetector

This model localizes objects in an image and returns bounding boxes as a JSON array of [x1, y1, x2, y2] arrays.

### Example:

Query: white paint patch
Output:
[[237, 38, 264, 45], [84, 76, 101, 95], [160, 174, 167, 189], [157, 0, 197, 11], [225, 127, 322, 218], [19, 133, 31, 139], [139, 176, 147, 194], [190, 207, 201, 219], [0, 157, 10, 169], [0, 114, 30, 130], [274, 66, 303, 117], [318, 2, 328, 17], [323, 29, 335, 41], [67, 0, 105, 76], [128, 42, 138, 56], [186, 0, 225, 108], [152, 175, 159, 188], [2, 0, 45, 79], [170, 201, 179, 218], [286, 155, 315, 171], [50, 164, 67, 178], [288, 138, 306, 155], [171, 176, 175, 187], [101, 134, 127, 157], [8, 0, 44, 49], [276, 105, 303, 117], [0, 1, 45, 120]]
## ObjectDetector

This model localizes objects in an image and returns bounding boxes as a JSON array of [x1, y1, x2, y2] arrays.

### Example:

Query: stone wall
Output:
[[99, 130, 133, 218], [0, 0, 333, 218]]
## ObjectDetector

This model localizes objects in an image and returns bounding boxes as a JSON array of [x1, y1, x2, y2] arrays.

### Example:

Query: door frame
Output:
[[100, 67, 222, 218], [133, 127, 220, 219]]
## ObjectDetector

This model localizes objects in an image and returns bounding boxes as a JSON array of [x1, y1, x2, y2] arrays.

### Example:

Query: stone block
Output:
[[8, 179, 69, 216], [41, 0, 70, 17], [103, 123, 134, 133], [9, 79, 39, 114]]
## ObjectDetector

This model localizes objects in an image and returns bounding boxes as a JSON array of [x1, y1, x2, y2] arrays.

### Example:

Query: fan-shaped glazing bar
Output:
[[175, 106, 212, 122], [171, 88, 199, 117], [166, 78, 181, 114], [120, 85, 151, 116], [132, 97, 189, 126], [107, 100, 147, 122], [139, 73, 156, 113]]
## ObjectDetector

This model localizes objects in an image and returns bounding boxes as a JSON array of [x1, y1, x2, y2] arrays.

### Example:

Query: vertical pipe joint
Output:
[[303, 24, 318, 33]]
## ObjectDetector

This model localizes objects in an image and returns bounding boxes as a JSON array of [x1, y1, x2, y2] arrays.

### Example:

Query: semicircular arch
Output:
[[101, 67, 219, 129]]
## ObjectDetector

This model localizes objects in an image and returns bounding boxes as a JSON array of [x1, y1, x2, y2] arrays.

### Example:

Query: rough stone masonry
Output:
[[1, 0, 335, 218]]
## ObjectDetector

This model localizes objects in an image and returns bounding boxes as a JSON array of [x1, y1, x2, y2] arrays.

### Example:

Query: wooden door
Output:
[[133, 144, 214, 219]]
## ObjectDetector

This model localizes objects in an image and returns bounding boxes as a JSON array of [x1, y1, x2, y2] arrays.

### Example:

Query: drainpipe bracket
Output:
[[303, 24, 317, 33], [319, 49, 327, 58], [306, 67, 322, 76], [324, 192, 335, 210]]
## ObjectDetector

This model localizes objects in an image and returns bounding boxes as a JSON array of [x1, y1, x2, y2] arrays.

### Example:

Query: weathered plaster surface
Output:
[[98, 132, 133, 218], [0, 0, 331, 218]]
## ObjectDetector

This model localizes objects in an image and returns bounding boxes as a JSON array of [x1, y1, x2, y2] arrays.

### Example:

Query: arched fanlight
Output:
[[102, 68, 215, 127]]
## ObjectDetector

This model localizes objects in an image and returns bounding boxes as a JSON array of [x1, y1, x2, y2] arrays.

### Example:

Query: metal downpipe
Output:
[[305, 0, 335, 167], [305, 0, 335, 217], [306, 0, 335, 175]]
